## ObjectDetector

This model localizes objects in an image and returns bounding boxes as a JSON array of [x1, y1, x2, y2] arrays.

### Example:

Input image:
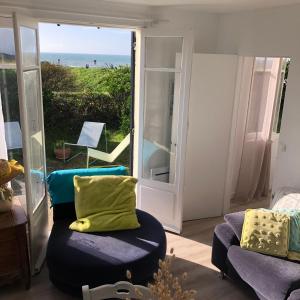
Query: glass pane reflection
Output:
[[142, 71, 180, 184], [20, 26, 37, 66], [23, 70, 45, 209]]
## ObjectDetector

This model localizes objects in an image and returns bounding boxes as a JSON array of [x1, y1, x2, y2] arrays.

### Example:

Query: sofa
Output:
[[212, 208, 300, 300], [46, 167, 167, 296]]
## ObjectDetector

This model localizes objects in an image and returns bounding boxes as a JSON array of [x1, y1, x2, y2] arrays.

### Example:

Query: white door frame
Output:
[[134, 28, 193, 233], [13, 11, 48, 273]]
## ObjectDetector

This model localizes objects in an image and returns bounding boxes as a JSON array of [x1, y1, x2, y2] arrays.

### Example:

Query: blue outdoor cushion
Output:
[[47, 166, 128, 205]]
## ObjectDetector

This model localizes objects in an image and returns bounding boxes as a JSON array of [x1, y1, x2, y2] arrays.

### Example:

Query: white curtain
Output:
[[0, 91, 8, 160], [232, 57, 281, 203]]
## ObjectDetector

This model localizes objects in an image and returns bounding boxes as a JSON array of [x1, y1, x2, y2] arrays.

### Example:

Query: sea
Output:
[[40, 52, 131, 68]]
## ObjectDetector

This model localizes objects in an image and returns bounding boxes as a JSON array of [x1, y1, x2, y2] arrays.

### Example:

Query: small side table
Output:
[[0, 200, 31, 289]]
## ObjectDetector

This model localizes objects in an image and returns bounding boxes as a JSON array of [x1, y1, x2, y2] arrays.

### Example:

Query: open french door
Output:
[[13, 12, 48, 273], [134, 29, 193, 233]]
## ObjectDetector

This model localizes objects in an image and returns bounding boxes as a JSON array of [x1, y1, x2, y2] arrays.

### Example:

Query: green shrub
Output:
[[71, 65, 130, 95], [44, 91, 121, 135], [0, 69, 19, 122], [120, 96, 131, 135], [70, 65, 131, 132], [41, 62, 77, 92], [41, 64, 132, 145], [0, 63, 132, 167]]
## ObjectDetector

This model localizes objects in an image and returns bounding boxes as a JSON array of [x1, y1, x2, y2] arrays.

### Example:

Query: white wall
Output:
[[0, 2, 220, 51], [183, 53, 238, 220], [216, 4, 300, 192], [150, 7, 219, 53]]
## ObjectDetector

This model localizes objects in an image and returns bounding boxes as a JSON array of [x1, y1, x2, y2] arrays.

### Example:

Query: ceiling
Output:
[[107, 0, 300, 13]]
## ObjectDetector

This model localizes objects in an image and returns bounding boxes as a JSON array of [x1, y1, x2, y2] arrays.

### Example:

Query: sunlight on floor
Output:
[[166, 232, 216, 270]]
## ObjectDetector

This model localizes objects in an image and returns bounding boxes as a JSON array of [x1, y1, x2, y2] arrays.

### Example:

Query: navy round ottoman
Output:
[[46, 208, 166, 296]]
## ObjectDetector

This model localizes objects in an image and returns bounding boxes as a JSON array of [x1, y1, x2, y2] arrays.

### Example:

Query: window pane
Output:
[[0, 17, 16, 65], [0, 69, 26, 210], [145, 37, 183, 69], [142, 71, 179, 183], [23, 70, 45, 209], [20, 26, 37, 66]]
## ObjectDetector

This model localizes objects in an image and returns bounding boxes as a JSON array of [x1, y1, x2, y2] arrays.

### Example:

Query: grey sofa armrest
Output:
[[212, 223, 240, 274], [214, 223, 239, 249], [224, 211, 245, 240]]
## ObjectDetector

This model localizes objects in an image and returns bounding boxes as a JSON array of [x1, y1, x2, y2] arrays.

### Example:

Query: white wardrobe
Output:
[[183, 53, 238, 221]]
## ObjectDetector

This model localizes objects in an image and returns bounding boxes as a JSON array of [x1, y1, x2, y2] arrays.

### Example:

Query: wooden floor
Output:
[[166, 216, 257, 300], [0, 213, 262, 300]]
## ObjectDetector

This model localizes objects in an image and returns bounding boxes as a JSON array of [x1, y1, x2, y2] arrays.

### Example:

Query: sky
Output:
[[39, 23, 132, 55], [0, 28, 15, 55]]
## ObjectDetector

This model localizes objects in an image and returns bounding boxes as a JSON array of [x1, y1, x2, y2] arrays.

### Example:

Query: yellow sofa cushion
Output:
[[69, 175, 140, 233], [240, 209, 290, 257]]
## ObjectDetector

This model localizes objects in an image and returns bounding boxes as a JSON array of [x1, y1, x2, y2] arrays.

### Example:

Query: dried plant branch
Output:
[[126, 248, 197, 300]]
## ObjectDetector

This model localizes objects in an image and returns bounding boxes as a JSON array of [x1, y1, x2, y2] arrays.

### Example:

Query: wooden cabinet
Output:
[[0, 200, 30, 289]]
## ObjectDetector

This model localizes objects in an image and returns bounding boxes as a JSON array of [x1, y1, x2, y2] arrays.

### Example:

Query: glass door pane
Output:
[[23, 70, 45, 210], [0, 29, 16, 65], [142, 36, 183, 184], [145, 37, 183, 68], [20, 26, 37, 66], [142, 71, 178, 183], [0, 17, 26, 209]]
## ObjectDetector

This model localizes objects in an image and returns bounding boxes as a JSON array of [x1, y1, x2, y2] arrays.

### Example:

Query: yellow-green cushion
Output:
[[69, 175, 140, 232], [240, 209, 290, 257]]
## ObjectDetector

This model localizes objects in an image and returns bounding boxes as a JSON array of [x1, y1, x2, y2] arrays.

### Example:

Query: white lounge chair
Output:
[[4, 121, 22, 150], [87, 134, 130, 167], [64, 121, 107, 162], [82, 281, 151, 300]]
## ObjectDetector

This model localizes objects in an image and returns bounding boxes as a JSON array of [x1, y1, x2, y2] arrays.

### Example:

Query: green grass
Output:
[[70, 66, 131, 95], [45, 129, 130, 174]]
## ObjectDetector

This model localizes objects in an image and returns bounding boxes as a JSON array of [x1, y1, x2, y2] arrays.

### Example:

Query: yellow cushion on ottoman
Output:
[[240, 209, 290, 257], [70, 175, 140, 233]]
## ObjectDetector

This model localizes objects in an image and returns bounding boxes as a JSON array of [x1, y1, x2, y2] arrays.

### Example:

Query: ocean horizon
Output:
[[40, 52, 131, 68]]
